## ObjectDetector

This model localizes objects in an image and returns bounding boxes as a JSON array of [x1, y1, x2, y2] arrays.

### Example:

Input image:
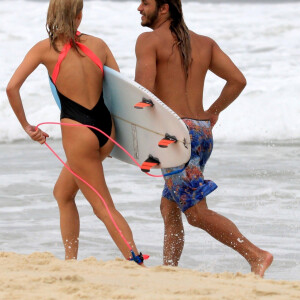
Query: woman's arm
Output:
[[103, 42, 120, 72], [6, 41, 49, 144]]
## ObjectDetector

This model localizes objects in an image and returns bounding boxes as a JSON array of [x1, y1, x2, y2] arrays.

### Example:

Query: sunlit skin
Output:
[[135, 0, 273, 276], [6, 9, 144, 266]]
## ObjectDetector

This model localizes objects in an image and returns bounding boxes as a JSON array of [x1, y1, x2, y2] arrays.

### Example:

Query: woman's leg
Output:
[[53, 166, 79, 259], [61, 121, 141, 260]]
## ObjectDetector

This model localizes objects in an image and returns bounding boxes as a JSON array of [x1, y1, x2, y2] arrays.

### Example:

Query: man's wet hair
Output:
[[156, 0, 192, 78]]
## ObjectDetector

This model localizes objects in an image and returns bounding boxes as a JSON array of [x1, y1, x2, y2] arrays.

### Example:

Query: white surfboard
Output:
[[49, 67, 191, 169], [102, 67, 190, 169]]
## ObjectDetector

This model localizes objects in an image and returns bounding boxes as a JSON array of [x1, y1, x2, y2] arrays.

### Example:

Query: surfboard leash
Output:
[[36, 122, 153, 264], [37, 122, 164, 177], [36, 122, 185, 263]]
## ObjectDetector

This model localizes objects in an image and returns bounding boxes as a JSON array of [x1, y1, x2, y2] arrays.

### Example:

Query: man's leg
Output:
[[184, 198, 273, 277], [161, 197, 184, 266]]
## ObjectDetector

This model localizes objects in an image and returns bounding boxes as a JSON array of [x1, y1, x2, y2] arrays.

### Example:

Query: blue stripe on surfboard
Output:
[[49, 76, 61, 109]]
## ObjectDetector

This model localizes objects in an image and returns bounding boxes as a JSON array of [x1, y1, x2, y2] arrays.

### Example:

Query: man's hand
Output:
[[205, 111, 219, 128], [24, 125, 49, 144]]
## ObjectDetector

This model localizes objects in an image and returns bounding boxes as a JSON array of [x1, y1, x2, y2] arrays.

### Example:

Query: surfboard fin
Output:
[[141, 155, 160, 172], [134, 98, 154, 109], [158, 134, 178, 148]]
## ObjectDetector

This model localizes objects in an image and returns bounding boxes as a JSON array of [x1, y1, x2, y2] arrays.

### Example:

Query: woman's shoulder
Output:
[[80, 33, 108, 48], [30, 38, 50, 50], [25, 38, 52, 59]]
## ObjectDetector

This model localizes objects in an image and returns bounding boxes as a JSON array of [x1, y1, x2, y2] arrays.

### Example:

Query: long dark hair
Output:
[[156, 0, 192, 78]]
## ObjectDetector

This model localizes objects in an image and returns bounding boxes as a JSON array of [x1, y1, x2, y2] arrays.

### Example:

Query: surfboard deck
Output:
[[103, 66, 191, 169], [49, 67, 191, 169]]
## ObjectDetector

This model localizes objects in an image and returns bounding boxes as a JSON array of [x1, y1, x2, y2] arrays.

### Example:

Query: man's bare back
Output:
[[136, 20, 246, 121]]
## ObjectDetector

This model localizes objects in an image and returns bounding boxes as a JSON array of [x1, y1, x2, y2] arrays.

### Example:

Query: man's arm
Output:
[[207, 40, 247, 117], [135, 32, 157, 92]]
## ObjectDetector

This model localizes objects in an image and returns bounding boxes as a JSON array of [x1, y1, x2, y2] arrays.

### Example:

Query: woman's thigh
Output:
[[61, 119, 115, 211]]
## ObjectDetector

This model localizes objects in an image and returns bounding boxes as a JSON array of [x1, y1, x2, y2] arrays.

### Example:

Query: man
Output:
[[135, 0, 273, 277]]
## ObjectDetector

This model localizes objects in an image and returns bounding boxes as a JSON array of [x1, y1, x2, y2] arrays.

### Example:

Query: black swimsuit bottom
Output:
[[58, 90, 112, 147]]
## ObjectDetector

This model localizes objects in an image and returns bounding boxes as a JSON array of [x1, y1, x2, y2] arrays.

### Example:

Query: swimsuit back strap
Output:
[[76, 42, 104, 74], [51, 32, 104, 84], [51, 43, 72, 84]]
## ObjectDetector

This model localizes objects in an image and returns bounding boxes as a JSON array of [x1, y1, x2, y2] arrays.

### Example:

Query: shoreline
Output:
[[1, 251, 300, 300], [1, 140, 299, 281]]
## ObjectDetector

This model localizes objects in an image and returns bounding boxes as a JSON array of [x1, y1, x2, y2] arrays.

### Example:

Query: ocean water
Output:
[[1, 0, 300, 142], [0, 0, 299, 281]]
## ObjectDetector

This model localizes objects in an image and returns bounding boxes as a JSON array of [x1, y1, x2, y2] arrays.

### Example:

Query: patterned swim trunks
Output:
[[162, 118, 217, 212]]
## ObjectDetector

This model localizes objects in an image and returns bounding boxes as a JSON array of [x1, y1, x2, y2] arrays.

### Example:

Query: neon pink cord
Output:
[[44, 140, 133, 250], [36, 122, 163, 253], [37, 122, 162, 178]]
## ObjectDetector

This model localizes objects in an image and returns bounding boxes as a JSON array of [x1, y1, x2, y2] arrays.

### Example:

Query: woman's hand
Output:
[[24, 125, 49, 144]]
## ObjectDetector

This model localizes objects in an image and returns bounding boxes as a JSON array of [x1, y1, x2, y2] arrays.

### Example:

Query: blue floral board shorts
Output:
[[162, 118, 218, 212]]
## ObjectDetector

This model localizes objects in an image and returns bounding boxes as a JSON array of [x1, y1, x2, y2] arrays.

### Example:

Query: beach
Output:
[[1, 0, 300, 298], [1, 251, 300, 300], [1, 140, 299, 282]]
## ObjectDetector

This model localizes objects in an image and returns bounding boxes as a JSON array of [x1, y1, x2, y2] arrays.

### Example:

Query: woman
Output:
[[6, 0, 144, 264]]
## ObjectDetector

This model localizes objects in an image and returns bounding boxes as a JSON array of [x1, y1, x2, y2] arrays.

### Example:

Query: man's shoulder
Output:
[[190, 31, 215, 46], [136, 31, 160, 46]]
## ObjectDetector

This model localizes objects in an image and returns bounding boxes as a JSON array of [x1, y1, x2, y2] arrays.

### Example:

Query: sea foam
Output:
[[1, 1, 299, 142]]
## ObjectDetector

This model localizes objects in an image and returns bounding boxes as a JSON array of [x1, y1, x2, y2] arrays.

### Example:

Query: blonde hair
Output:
[[46, 0, 83, 52]]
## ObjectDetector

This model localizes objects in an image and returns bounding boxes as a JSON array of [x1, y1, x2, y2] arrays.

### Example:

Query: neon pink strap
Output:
[[51, 34, 104, 84], [51, 43, 72, 84], [76, 42, 104, 74]]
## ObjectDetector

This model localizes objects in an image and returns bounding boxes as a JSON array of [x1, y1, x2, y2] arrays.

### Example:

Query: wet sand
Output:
[[1, 251, 300, 300]]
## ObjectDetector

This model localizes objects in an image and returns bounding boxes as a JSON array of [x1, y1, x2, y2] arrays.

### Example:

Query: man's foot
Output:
[[250, 251, 273, 277]]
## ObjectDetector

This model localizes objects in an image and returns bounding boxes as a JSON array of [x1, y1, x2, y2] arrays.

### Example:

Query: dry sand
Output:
[[0, 252, 299, 300]]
